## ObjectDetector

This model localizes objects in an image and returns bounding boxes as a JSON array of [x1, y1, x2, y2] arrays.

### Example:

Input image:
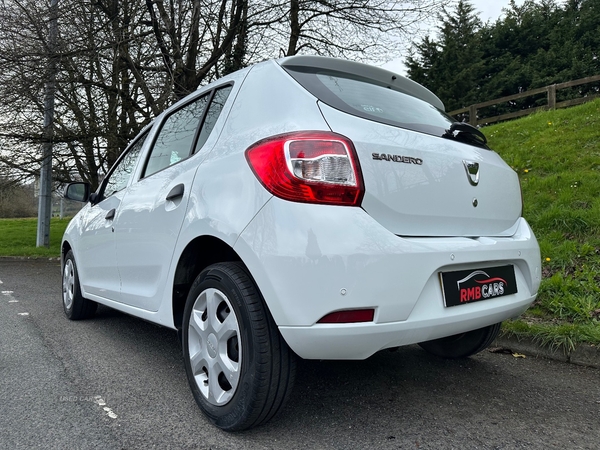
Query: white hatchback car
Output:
[[62, 55, 541, 431]]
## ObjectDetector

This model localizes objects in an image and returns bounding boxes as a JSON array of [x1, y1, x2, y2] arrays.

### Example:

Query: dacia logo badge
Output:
[[463, 160, 480, 186]]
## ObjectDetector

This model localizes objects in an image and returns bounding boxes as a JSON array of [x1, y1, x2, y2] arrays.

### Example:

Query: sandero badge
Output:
[[440, 265, 518, 307]]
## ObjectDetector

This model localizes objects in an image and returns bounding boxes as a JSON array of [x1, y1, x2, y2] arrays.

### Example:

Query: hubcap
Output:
[[63, 259, 75, 310], [187, 288, 241, 406]]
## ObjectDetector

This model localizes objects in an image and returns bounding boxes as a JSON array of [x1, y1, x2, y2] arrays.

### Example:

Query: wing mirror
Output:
[[64, 182, 92, 203]]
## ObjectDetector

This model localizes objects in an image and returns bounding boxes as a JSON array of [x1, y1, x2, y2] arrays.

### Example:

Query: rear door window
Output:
[[143, 94, 209, 178]]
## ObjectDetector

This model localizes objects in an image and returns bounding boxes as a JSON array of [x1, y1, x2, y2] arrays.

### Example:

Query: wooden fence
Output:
[[448, 74, 600, 126]]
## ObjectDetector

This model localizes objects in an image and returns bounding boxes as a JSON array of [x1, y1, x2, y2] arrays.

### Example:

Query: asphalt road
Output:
[[1, 258, 599, 450]]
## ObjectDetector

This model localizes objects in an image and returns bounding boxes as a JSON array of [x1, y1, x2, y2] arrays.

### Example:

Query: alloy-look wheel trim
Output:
[[187, 287, 241, 406], [63, 259, 75, 310]]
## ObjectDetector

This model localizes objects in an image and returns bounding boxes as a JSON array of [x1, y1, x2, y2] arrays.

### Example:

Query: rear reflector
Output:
[[245, 131, 364, 206], [317, 309, 375, 324]]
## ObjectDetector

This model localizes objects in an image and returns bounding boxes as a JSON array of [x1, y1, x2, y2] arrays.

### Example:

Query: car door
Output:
[[113, 86, 233, 311], [75, 133, 147, 301]]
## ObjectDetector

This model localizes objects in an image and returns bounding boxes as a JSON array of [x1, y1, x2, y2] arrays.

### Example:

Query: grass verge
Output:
[[487, 98, 600, 350], [0, 217, 69, 257]]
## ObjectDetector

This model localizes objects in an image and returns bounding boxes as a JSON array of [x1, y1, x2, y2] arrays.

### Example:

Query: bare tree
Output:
[[0, 175, 37, 217], [250, 0, 442, 61], [143, 0, 251, 99], [0, 0, 444, 192]]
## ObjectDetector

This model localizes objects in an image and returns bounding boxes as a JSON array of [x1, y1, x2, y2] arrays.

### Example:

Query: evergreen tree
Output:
[[407, 0, 483, 111], [407, 0, 600, 116]]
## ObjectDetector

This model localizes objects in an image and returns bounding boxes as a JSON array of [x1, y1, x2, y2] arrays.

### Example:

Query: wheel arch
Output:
[[61, 241, 72, 265], [172, 235, 243, 330]]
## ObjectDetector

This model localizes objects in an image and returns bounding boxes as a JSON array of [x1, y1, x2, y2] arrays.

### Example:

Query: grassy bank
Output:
[[487, 98, 600, 350], [0, 217, 70, 257]]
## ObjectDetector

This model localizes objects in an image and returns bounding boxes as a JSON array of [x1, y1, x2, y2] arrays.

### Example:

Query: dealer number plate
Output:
[[440, 265, 518, 307]]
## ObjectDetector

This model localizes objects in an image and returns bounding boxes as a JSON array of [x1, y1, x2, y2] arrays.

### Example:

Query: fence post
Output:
[[469, 104, 477, 126], [548, 84, 557, 109]]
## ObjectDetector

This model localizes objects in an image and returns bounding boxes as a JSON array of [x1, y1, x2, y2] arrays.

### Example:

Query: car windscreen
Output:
[[282, 66, 455, 138]]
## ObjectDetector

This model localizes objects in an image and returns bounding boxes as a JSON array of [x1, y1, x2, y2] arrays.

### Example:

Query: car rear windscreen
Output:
[[282, 66, 455, 138]]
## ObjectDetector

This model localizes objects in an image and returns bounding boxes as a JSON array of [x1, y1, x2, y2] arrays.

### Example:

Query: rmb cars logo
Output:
[[441, 265, 517, 307], [456, 270, 506, 303]]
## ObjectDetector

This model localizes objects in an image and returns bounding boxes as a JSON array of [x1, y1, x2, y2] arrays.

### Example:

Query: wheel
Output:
[[418, 322, 502, 359], [182, 262, 296, 431], [62, 250, 97, 320]]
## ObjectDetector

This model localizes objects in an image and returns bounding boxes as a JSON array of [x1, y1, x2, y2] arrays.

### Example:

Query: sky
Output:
[[382, 0, 528, 75], [471, 0, 525, 23]]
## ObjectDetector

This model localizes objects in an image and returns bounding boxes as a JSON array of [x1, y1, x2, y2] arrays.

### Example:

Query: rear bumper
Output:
[[279, 294, 534, 360], [235, 198, 541, 360]]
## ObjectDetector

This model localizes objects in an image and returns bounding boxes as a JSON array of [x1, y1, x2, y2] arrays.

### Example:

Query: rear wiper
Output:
[[442, 122, 488, 149]]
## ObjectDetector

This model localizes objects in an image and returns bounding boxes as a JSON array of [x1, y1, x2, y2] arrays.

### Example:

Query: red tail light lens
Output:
[[245, 131, 364, 206]]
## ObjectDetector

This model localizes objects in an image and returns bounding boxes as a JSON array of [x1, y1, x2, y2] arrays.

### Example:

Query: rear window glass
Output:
[[283, 67, 454, 137]]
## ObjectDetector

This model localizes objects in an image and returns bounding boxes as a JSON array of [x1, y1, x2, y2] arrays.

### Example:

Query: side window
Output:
[[194, 85, 233, 153], [143, 95, 209, 178], [103, 132, 148, 199]]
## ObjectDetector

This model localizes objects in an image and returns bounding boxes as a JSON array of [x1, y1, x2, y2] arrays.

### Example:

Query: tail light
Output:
[[245, 131, 364, 206]]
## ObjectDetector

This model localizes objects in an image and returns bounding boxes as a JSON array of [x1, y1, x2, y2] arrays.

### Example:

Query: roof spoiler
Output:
[[279, 55, 445, 111]]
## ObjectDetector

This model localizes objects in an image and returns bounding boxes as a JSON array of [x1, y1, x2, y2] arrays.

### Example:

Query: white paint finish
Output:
[[279, 293, 534, 360], [69, 194, 123, 301], [62, 56, 541, 359], [63, 69, 250, 316], [18, 312, 29, 316], [219, 60, 331, 153], [236, 196, 540, 332], [319, 102, 522, 237], [114, 145, 200, 311]]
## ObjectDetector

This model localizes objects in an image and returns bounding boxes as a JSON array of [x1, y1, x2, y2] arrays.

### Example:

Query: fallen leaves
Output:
[[488, 347, 527, 358]]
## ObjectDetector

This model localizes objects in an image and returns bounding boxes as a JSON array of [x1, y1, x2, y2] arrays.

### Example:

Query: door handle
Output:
[[105, 208, 115, 220], [166, 184, 185, 201]]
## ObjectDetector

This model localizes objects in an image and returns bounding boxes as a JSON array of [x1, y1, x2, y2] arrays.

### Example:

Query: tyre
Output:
[[418, 322, 502, 359], [62, 250, 98, 320], [182, 262, 296, 431]]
